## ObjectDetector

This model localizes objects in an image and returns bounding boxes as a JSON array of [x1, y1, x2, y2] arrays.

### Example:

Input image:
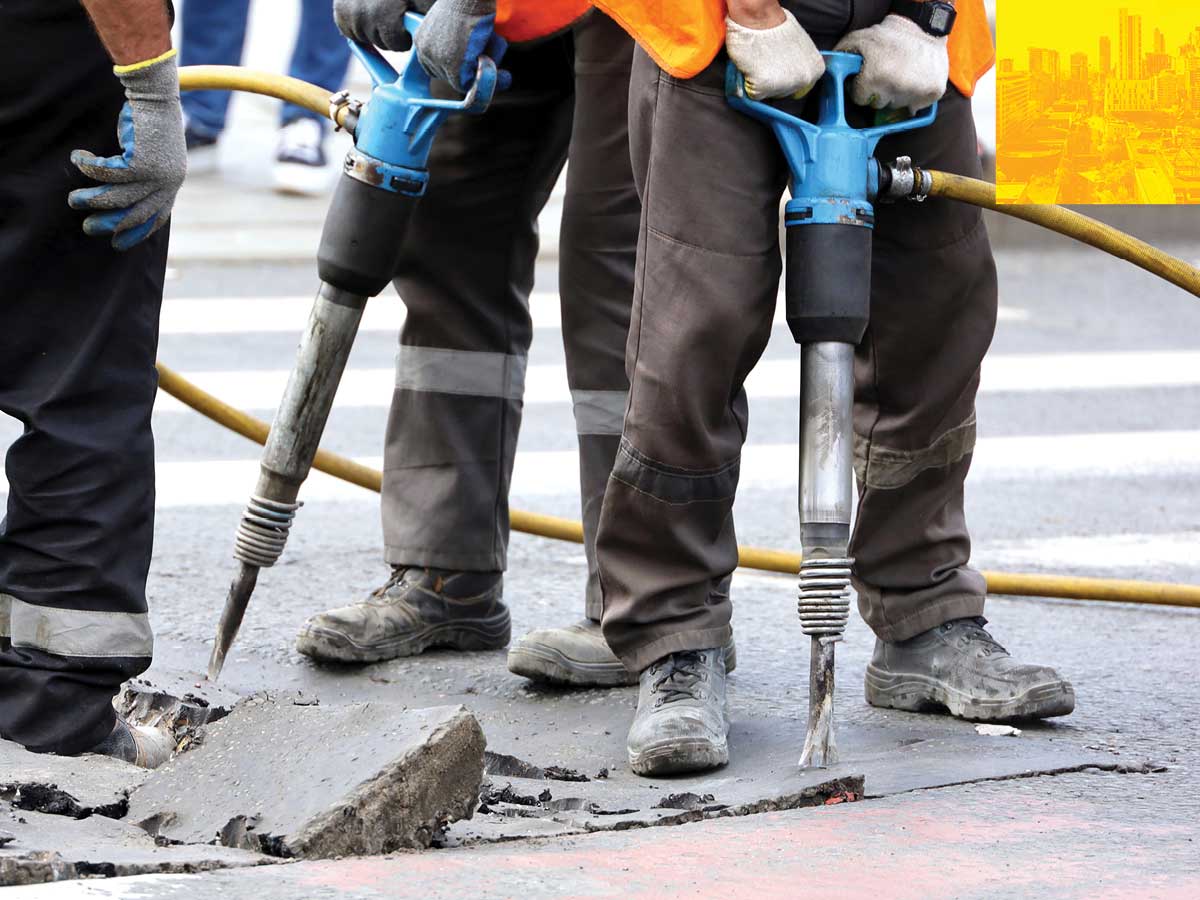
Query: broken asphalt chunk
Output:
[[127, 701, 485, 858]]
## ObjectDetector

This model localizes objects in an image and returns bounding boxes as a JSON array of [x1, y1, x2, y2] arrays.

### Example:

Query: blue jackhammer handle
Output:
[[726, 51, 937, 157], [347, 12, 497, 115]]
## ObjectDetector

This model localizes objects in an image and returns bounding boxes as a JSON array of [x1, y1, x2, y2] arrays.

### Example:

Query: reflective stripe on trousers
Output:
[[0, 593, 153, 660]]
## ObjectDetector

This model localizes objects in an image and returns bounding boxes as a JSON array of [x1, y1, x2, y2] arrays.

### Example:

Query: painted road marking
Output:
[[154, 350, 1200, 412], [6, 430, 1199, 508], [158, 295, 1030, 334]]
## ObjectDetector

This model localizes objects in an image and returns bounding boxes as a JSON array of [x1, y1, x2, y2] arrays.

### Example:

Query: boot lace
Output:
[[946, 617, 1008, 657], [651, 651, 708, 704]]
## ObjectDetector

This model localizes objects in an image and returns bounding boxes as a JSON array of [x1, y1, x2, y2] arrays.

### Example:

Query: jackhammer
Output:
[[206, 15, 498, 680], [727, 52, 936, 767]]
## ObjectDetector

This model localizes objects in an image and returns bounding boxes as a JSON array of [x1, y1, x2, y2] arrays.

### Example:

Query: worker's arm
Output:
[[725, 0, 825, 100], [69, 0, 186, 251], [78, 0, 172, 66], [835, 1, 954, 113]]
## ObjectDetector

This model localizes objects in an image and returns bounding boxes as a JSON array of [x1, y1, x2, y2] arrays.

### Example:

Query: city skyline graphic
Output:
[[996, 3, 1200, 204]]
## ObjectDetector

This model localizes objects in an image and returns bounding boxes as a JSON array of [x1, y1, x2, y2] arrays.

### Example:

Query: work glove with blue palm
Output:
[[415, 0, 512, 93], [69, 51, 186, 251], [725, 5, 825, 100], [334, 0, 418, 52], [835, 15, 949, 114]]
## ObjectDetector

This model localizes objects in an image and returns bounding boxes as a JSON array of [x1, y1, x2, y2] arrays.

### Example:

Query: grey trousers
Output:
[[381, 12, 638, 620], [597, 39, 998, 672]]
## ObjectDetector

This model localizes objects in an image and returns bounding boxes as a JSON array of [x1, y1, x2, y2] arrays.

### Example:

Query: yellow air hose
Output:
[[166, 67, 1200, 611]]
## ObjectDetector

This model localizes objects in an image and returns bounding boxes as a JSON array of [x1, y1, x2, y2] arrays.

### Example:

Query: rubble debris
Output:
[[653, 793, 723, 812], [976, 724, 1023, 738], [543, 766, 589, 783], [482, 751, 590, 782], [483, 751, 546, 780], [128, 702, 485, 859], [1, 851, 75, 886], [0, 739, 148, 820], [478, 783, 544, 811], [117, 671, 243, 752], [0, 802, 270, 886], [0, 832, 14, 847]]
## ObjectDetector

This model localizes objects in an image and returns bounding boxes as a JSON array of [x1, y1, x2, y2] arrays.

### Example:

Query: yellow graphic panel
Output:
[[997, 2, 1200, 204]]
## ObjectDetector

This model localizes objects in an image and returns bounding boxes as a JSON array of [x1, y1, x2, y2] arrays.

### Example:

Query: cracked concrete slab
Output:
[[127, 699, 485, 858], [446, 712, 1127, 843], [0, 801, 271, 886], [0, 740, 149, 820]]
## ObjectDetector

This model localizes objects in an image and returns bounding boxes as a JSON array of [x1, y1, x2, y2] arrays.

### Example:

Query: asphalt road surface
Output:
[[4, 135, 1199, 894]]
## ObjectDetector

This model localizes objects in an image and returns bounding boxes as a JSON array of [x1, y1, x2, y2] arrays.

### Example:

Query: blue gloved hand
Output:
[[68, 50, 187, 251], [333, 0, 414, 52], [414, 0, 513, 94]]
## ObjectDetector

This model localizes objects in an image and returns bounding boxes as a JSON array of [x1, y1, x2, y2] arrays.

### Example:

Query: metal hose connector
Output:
[[797, 557, 853, 639], [233, 495, 301, 568]]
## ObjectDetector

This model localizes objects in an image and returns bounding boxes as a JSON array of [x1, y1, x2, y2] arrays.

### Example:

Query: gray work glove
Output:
[[333, 0, 414, 52], [835, 15, 949, 113], [69, 52, 186, 251], [414, 0, 512, 93], [725, 9, 825, 100]]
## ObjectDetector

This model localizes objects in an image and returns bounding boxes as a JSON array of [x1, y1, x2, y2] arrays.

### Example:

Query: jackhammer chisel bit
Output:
[[727, 52, 937, 766], [207, 14, 498, 680]]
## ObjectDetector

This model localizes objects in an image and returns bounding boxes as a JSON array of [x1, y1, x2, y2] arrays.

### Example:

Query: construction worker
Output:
[[0, 0, 184, 766], [589, 0, 1076, 776], [296, 0, 687, 688]]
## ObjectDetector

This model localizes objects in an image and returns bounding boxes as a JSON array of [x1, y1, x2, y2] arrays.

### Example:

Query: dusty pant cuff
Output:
[[385, 544, 505, 573], [861, 590, 986, 643], [610, 625, 734, 675]]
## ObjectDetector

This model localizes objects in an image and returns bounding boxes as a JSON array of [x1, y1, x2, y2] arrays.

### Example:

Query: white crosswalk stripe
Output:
[[6, 430, 1195, 508], [5, 284, 1200, 585], [153, 350, 1200, 412], [158, 294, 1030, 334]]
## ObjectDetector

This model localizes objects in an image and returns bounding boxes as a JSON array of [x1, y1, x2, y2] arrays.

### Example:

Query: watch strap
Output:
[[890, 0, 957, 38]]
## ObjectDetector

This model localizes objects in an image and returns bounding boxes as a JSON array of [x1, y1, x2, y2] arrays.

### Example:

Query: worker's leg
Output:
[[178, 0, 252, 138], [858, 87, 1074, 720], [506, 12, 644, 687], [853, 87, 994, 640], [295, 38, 576, 663], [280, 0, 353, 130], [597, 49, 785, 676], [597, 47, 786, 775], [0, 2, 167, 754]]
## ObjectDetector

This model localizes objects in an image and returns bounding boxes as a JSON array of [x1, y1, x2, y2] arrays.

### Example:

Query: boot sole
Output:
[[507, 642, 738, 688], [296, 612, 511, 664], [864, 664, 1076, 721], [507, 645, 638, 687], [629, 738, 729, 777]]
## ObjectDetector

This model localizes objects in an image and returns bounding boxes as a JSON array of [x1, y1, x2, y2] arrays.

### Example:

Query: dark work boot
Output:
[[627, 648, 729, 776], [508, 620, 738, 688], [865, 617, 1075, 721], [295, 567, 511, 663], [87, 717, 174, 769]]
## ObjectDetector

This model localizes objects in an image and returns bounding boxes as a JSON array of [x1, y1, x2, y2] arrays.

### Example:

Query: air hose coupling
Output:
[[877, 156, 933, 203]]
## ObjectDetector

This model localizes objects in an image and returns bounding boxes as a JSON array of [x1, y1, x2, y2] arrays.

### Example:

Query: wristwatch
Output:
[[890, 0, 957, 38]]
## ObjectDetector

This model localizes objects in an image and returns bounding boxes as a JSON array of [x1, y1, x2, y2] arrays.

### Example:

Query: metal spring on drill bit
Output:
[[233, 495, 301, 568], [797, 557, 853, 639]]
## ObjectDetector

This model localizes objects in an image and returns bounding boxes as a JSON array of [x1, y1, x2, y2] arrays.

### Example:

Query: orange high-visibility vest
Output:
[[495, 0, 591, 43], [591, 0, 995, 98]]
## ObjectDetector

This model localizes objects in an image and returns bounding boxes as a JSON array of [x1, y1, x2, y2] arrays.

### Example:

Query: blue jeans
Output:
[[180, 0, 351, 138]]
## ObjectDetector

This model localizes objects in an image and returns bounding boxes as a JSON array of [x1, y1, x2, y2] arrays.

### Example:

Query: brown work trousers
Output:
[[597, 42, 998, 672], [381, 13, 637, 620]]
